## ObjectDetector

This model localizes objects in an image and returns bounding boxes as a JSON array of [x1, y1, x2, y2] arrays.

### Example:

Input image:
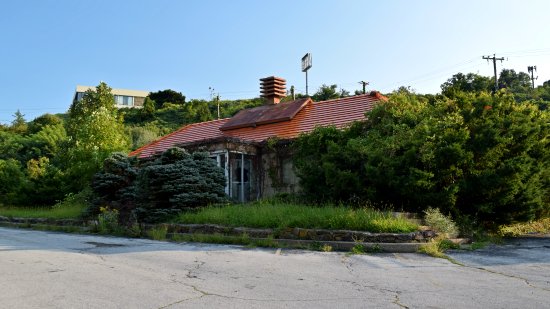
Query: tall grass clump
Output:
[[423, 207, 458, 238], [176, 201, 418, 233]]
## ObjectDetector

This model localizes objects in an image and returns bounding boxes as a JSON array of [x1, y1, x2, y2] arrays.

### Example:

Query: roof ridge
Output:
[[312, 93, 375, 105]]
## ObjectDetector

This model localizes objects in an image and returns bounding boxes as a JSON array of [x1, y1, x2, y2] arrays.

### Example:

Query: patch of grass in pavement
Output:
[[175, 201, 418, 233]]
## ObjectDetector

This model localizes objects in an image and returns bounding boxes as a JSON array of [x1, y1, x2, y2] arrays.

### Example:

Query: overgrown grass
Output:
[[0, 203, 85, 219], [175, 202, 418, 233], [498, 218, 550, 237]]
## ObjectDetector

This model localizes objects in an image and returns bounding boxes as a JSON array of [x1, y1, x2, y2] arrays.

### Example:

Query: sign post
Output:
[[301, 53, 312, 96]]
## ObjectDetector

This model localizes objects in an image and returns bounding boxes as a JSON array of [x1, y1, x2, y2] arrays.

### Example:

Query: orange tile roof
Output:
[[129, 92, 384, 158], [220, 98, 310, 130]]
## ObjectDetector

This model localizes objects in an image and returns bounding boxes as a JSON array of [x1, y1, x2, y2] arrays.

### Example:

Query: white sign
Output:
[[301, 53, 312, 72]]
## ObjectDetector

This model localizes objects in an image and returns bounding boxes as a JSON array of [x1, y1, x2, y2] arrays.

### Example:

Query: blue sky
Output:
[[1, 0, 549, 124]]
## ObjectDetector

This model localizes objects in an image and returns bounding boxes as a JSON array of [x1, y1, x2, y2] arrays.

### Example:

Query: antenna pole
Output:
[[305, 70, 308, 96], [482, 54, 505, 92]]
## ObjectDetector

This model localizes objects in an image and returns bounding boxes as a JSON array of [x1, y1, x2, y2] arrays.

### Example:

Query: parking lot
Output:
[[1, 227, 548, 308]]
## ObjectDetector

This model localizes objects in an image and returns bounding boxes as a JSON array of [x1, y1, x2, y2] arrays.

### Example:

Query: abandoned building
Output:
[[129, 76, 387, 202]]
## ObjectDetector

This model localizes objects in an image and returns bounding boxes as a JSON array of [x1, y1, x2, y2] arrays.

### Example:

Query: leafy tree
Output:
[[293, 90, 550, 225], [10, 110, 27, 134], [312, 84, 348, 101], [496, 69, 533, 102], [498, 69, 531, 91], [22, 156, 65, 205], [128, 125, 159, 150], [65, 82, 130, 192], [0, 159, 26, 205], [32, 123, 67, 158], [27, 113, 62, 134], [441, 73, 493, 97], [148, 89, 186, 109], [140, 97, 156, 118]]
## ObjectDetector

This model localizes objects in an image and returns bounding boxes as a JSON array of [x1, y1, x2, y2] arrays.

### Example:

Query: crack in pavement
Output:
[[340, 256, 354, 273], [162, 268, 381, 307], [392, 292, 409, 309], [462, 265, 550, 292]]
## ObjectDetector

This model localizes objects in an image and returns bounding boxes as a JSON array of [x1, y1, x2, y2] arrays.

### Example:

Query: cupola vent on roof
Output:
[[260, 76, 286, 105]]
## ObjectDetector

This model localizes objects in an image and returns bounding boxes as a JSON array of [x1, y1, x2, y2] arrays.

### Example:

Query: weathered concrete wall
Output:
[[260, 150, 301, 198]]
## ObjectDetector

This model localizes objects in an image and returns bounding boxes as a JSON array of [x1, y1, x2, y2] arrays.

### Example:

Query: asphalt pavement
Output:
[[1, 227, 549, 308]]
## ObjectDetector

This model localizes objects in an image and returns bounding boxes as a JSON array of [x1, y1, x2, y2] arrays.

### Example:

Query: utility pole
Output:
[[482, 54, 505, 92], [209, 87, 220, 119], [216, 94, 220, 119], [358, 81, 369, 94], [528, 66, 537, 89]]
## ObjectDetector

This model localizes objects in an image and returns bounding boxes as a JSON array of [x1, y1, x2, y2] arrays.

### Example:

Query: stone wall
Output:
[[151, 223, 436, 243]]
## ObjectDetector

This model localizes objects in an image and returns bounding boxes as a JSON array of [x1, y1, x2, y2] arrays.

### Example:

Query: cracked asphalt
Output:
[[1, 227, 549, 309]]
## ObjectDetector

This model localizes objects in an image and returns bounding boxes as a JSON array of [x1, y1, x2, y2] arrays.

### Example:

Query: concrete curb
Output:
[[0, 219, 427, 253], [268, 238, 424, 253]]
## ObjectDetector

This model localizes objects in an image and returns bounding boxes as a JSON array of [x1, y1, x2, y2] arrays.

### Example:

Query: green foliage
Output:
[[176, 201, 418, 233], [441, 73, 493, 97], [97, 206, 120, 234], [27, 113, 62, 134], [0, 203, 85, 219], [90, 152, 137, 222], [65, 82, 130, 192], [311, 84, 349, 101], [127, 125, 160, 150], [418, 236, 460, 258], [423, 208, 459, 238], [91, 148, 226, 223], [141, 97, 156, 118], [148, 89, 186, 109], [135, 148, 226, 222], [350, 243, 365, 254], [10, 110, 28, 134], [293, 89, 550, 225], [53, 188, 92, 210], [498, 217, 550, 237], [147, 224, 168, 240], [0, 159, 26, 205]]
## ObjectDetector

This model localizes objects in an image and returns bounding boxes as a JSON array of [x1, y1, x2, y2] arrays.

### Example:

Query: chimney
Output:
[[260, 76, 286, 104]]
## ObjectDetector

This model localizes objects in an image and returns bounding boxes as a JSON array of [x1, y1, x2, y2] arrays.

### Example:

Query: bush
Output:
[[91, 148, 226, 224], [293, 91, 550, 225], [423, 208, 458, 238]]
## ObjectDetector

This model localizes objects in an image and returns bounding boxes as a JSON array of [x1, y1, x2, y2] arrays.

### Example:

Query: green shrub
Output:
[[91, 147, 226, 224], [147, 225, 168, 240], [97, 206, 120, 234], [424, 208, 458, 238], [293, 91, 550, 225]]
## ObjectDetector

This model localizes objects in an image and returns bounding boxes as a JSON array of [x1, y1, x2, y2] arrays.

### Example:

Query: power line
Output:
[[482, 54, 505, 92]]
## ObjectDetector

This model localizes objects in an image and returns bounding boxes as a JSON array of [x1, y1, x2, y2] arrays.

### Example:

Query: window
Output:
[[114, 95, 134, 106]]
